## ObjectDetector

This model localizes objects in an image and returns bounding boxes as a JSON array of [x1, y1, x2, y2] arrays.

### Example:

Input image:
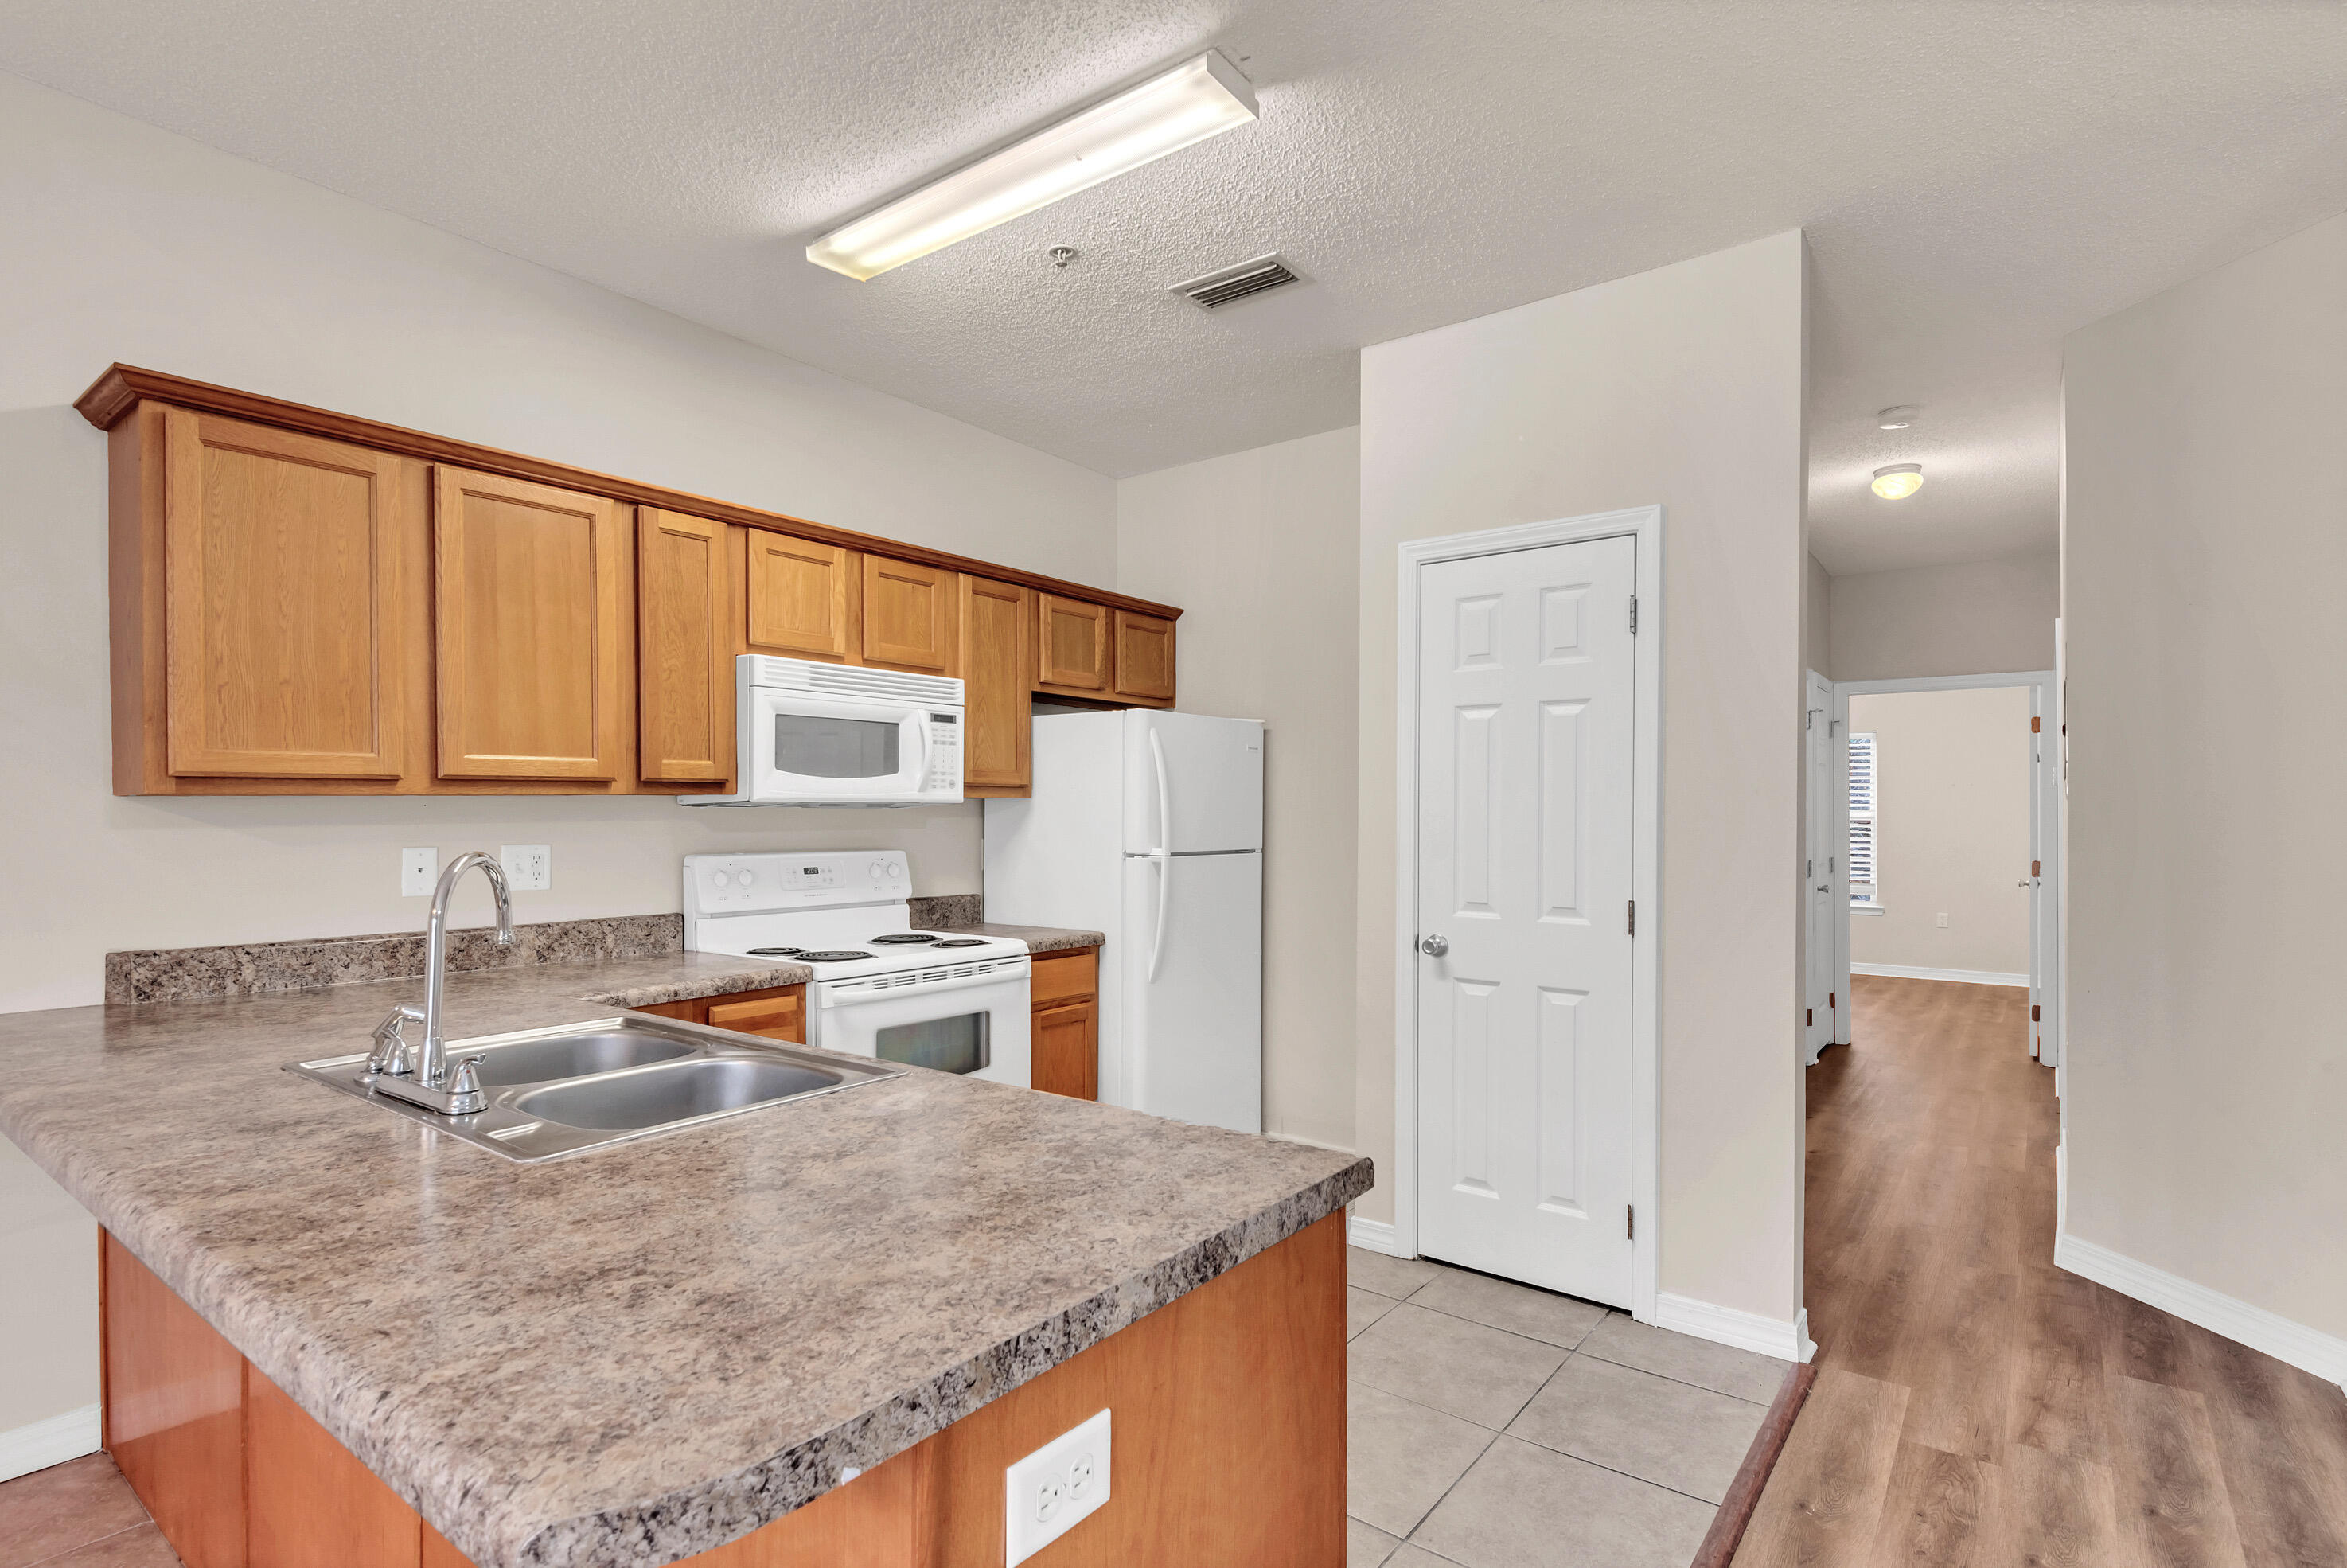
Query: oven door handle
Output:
[[819, 966, 1029, 1008]]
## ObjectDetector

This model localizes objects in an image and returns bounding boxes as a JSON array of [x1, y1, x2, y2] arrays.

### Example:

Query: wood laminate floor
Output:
[[1735, 975, 2347, 1568]]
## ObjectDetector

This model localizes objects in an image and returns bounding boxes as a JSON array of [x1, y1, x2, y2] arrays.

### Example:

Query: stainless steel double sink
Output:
[[287, 1015, 902, 1162]]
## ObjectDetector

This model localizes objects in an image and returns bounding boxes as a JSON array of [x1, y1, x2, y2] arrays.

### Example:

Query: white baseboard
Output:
[[1652, 1293, 1814, 1364], [2056, 1233, 2347, 1391], [1347, 1215, 1402, 1257], [1852, 962, 2028, 988], [0, 1402, 100, 1483]]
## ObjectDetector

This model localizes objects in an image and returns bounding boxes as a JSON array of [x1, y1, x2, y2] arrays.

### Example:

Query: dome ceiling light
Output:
[[1871, 463, 1924, 500], [1877, 406, 1919, 430]]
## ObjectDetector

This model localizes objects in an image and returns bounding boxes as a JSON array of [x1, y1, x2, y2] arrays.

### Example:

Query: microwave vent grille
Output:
[[743, 655, 962, 706]]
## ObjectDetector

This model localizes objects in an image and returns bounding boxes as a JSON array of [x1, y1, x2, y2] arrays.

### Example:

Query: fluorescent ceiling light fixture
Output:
[[807, 52, 1258, 281], [1871, 462, 1924, 500]]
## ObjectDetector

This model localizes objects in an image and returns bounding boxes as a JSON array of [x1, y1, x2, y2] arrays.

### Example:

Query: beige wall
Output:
[[1117, 428, 1362, 1150], [0, 73, 1120, 1017], [0, 75, 1117, 1445], [2063, 209, 2347, 1341], [1358, 232, 1808, 1324], [1847, 688, 2033, 977], [1827, 552, 2058, 681]]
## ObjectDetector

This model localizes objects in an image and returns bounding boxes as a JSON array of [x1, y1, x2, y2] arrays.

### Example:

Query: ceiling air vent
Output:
[[1168, 253, 1303, 310]]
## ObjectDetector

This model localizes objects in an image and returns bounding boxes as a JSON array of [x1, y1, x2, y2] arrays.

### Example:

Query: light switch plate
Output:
[[401, 848, 439, 897], [1004, 1407, 1110, 1566], [500, 844, 552, 891]]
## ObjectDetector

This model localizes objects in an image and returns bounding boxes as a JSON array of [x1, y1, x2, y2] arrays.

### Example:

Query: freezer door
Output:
[[1121, 712, 1265, 854], [1120, 850, 1263, 1132]]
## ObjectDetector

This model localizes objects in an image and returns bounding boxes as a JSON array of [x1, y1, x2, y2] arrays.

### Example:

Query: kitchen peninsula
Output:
[[0, 947, 1365, 1568]]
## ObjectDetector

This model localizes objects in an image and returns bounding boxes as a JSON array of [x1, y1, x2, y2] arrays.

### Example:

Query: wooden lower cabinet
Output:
[[631, 984, 805, 1041], [1028, 948, 1100, 1101], [99, 1212, 1343, 1568]]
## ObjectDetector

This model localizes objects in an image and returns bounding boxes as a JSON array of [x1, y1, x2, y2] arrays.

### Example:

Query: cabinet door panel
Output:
[[747, 533, 858, 660], [862, 556, 957, 673], [958, 575, 1031, 790], [102, 1232, 246, 1568], [1035, 595, 1109, 692], [637, 509, 731, 783], [1113, 610, 1176, 705], [1032, 1000, 1097, 1100], [163, 408, 404, 777], [248, 1366, 422, 1568], [435, 466, 625, 780], [706, 989, 806, 1042]]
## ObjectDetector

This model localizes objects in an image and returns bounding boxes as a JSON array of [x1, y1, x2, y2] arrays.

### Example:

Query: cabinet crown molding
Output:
[[75, 363, 1182, 620]]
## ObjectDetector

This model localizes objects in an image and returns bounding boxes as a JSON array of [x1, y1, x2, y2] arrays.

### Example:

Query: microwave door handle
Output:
[[1147, 856, 1170, 983], [1149, 727, 1172, 854], [909, 709, 933, 789]]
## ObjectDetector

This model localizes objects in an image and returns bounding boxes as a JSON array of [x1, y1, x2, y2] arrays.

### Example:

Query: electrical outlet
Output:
[[401, 848, 439, 897], [500, 844, 551, 891], [1004, 1407, 1110, 1566], [1936, 911, 1950, 928]]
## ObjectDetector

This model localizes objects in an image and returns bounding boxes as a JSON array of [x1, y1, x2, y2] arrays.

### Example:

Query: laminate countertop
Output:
[[0, 951, 1366, 1568]]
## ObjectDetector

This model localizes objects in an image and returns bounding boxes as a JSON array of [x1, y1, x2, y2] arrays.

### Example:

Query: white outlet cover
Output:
[[401, 848, 439, 897], [1004, 1406, 1110, 1566], [500, 844, 552, 891]]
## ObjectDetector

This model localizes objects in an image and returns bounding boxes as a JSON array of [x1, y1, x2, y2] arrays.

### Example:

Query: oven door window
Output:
[[873, 1011, 991, 1075], [773, 713, 901, 779]]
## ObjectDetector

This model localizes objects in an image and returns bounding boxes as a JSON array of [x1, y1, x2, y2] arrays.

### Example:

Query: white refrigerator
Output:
[[984, 710, 1264, 1133]]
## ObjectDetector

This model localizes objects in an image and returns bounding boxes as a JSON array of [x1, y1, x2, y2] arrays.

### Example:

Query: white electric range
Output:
[[682, 850, 1031, 1086]]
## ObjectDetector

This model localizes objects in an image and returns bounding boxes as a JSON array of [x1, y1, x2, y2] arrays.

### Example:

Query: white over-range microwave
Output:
[[682, 656, 964, 806]]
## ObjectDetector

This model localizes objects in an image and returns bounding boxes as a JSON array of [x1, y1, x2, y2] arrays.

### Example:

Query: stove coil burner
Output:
[[869, 934, 942, 945], [929, 938, 988, 949], [794, 950, 875, 963], [746, 946, 808, 958]]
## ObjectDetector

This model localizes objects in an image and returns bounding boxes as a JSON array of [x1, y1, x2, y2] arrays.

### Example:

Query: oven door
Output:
[[810, 961, 1031, 1087], [747, 688, 953, 803]]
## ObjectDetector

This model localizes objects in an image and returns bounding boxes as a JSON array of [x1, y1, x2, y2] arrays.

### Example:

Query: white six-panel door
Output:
[[1414, 534, 1637, 1307]]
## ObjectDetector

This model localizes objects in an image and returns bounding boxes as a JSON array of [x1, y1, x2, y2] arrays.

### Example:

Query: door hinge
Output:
[[1628, 595, 1639, 634], [2032, 1004, 2041, 1022], [1806, 857, 1813, 878], [1627, 899, 1635, 936], [1830, 990, 1837, 1009], [1807, 1008, 1814, 1027], [1627, 1205, 1635, 1241], [2031, 716, 2041, 732], [2032, 860, 2041, 877]]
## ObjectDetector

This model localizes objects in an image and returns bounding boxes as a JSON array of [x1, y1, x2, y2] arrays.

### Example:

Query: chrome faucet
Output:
[[366, 851, 514, 1115]]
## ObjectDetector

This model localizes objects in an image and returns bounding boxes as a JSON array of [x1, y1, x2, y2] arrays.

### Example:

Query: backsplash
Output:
[[107, 896, 986, 1004], [105, 915, 685, 1004]]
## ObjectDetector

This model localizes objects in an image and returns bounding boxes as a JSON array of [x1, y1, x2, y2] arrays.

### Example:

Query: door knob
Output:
[[1420, 934, 1449, 958]]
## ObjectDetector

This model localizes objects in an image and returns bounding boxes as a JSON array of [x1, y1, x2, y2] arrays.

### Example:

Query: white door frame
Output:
[[1392, 505, 1663, 1323], [1830, 669, 2061, 1068]]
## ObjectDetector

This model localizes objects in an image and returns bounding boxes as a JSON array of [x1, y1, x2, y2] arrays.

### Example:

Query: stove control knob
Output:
[[868, 860, 887, 878]]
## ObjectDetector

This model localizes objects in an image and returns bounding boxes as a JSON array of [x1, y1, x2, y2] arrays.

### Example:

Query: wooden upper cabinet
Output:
[[434, 466, 625, 780], [1113, 610, 1176, 705], [959, 575, 1032, 792], [862, 555, 958, 673], [159, 409, 405, 778], [636, 509, 731, 785], [1035, 594, 1110, 694], [747, 532, 858, 661]]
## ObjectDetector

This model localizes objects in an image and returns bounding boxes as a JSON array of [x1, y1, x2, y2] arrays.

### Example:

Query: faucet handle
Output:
[[445, 1055, 488, 1115], [366, 1005, 425, 1077]]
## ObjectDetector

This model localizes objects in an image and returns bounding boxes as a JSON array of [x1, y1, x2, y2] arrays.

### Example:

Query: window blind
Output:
[[1848, 731, 1878, 905]]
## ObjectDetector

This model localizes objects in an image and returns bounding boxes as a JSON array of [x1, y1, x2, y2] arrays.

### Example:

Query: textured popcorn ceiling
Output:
[[6, 1, 2343, 571]]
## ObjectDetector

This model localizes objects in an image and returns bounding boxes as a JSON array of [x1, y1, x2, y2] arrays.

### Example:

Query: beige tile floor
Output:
[[2, 1251, 1785, 1568], [1345, 1245, 1789, 1568]]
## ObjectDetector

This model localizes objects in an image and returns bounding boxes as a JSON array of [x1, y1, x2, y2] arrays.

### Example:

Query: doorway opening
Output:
[[1808, 671, 2060, 1071]]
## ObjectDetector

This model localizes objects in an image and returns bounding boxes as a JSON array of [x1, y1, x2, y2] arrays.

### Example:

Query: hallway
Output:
[[1737, 976, 2347, 1567]]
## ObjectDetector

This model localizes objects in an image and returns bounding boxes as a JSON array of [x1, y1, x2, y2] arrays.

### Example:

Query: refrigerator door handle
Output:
[[1147, 856, 1170, 983], [1149, 727, 1172, 854]]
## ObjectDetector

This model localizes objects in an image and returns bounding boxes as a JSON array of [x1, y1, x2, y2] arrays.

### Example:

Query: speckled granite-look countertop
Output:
[[0, 952, 1366, 1568]]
